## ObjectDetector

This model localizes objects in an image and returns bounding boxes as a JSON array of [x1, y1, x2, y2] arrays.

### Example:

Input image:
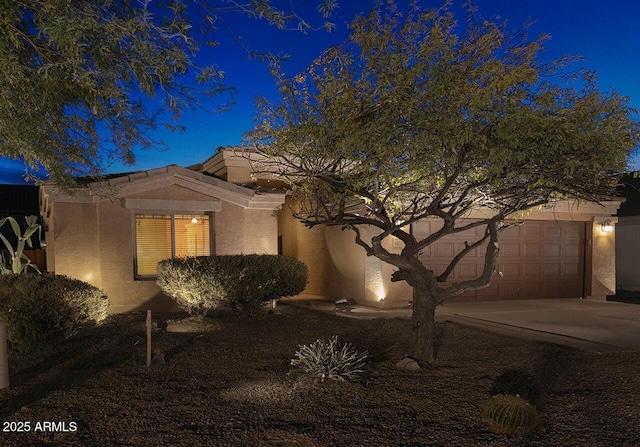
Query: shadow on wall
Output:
[[120, 292, 183, 314]]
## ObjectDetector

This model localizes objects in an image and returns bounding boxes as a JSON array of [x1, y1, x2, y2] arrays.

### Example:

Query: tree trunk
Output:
[[408, 284, 438, 366]]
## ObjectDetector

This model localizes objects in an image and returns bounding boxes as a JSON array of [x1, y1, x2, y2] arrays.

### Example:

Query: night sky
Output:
[[1, 0, 639, 184]]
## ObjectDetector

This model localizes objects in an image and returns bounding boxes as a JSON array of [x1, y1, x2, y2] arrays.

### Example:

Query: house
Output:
[[205, 149, 622, 306], [615, 171, 640, 293], [40, 159, 286, 313], [40, 147, 622, 313], [279, 189, 621, 307]]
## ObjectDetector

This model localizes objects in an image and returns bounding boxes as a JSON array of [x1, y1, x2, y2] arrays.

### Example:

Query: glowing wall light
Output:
[[600, 220, 613, 233]]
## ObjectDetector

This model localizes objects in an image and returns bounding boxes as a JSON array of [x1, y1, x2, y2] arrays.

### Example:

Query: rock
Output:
[[396, 357, 420, 371]]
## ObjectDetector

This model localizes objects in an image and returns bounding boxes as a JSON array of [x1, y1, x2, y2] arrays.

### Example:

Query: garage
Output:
[[413, 219, 585, 300]]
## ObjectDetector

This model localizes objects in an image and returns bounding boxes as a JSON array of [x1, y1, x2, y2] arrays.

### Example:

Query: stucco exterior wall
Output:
[[130, 184, 214, 201], [278, 198, 330, 298], [97, 200, 173, 313], [49, 200, 178, 313], [587, 219, 617, 299], [615, 216, 640, 291], [50, 202, 102, 287], [214, 201, 244, 255], [280, 209, 412, 307], [284, 211, 619, 306], [46, 180, 285, 313], [244, 209, 278, 254], [213, 203, 279, 255], [324, 226, 366, 303]]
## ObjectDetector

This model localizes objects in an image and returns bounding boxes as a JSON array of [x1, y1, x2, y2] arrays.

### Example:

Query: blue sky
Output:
[[1, 0, 639, 184]]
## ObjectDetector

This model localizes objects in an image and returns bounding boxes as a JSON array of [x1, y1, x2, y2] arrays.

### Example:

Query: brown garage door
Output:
[[413, 219, 585, 300]]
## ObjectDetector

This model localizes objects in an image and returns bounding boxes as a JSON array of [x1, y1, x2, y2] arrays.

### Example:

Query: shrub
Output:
[[491, 368, 540, 405], [157, 257, 225, 316], [157, 255, 307, 315], [290, 336, 370, 383], [481, 394, 539, 435], [0, 273, 109, 354]]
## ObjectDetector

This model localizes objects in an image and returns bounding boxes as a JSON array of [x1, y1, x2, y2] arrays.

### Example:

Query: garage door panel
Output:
[[436, 242, 455, 257], [564, 224, 580, 236], [502, 243, 520, 257], [501, 263, 520, 276], [523, 243, 541, 257], [544, 243, 562, 257], [457, 225, 481, 237], [413, 219, 585, 300], [523, 263, 541, 277], [563, 262, 579, 275], [458, 264, 478, 278], [563, 243, 580, 257], [542, 263, 561, 276], [523, 222, 542, 237], [544, 224, 563, 237]]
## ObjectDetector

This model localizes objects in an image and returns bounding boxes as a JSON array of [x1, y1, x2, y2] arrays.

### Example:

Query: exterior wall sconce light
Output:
[[601, 220, 613, 233]]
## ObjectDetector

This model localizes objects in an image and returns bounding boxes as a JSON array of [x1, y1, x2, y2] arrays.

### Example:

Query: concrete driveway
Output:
[[435, 298, 640, 352], [290, 298, 640, 352]]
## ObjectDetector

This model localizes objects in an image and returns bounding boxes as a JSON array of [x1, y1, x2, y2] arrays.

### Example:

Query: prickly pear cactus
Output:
[[482, 394, 538, 435]]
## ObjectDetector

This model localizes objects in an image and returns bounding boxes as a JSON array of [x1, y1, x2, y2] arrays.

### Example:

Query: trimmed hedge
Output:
[[0, 273, 109, 354], [157, 255, 308, 315]]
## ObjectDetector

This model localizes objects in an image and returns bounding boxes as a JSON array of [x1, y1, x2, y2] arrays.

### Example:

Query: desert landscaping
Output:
[[1, 304, 639, 446]]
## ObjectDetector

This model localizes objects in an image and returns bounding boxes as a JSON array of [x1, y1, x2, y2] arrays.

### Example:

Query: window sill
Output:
[[134, 276, 158, 281]]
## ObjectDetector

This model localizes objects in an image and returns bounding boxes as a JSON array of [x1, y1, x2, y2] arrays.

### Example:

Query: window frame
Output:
[[133, 212, 214, 280]]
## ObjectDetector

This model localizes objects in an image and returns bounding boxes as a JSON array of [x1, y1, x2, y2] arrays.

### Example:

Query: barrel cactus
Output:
[[482, 394, 538, 435]]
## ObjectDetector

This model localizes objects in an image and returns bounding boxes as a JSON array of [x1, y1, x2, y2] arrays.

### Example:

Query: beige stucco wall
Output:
[[587, 218, 617, 299], [280, 206, 412, 307], [212, 202, 278, 255], [284, 210, 619, 306], [323, 225, 412, 307], [49, 200, 177, 313], [48, 184, 282, 313], [278, 198, 330, 298], [615, 216, 640, 291], [49, 202, 102, 287], [244, 209, 278, 254], [96, 200, 171, 313], [214, 201, 244, 255]]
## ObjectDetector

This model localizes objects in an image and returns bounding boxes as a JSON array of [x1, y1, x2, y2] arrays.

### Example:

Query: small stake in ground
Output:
[[146, 310, 151, 369]]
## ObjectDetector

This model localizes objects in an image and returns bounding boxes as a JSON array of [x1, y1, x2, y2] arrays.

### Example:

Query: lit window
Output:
[[135, 214, 211, 277]]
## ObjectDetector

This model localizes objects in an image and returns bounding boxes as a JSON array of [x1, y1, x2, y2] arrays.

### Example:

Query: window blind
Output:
[[135, 214, 211, 277]]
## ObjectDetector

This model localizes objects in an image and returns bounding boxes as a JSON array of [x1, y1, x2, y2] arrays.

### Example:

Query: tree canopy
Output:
[[248, 1, 640, 364], [0, 0, 338, 186]]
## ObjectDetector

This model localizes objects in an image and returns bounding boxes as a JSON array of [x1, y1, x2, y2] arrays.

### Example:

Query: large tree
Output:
[[248, 2, 640, 365], [0, 0, 338, 185]]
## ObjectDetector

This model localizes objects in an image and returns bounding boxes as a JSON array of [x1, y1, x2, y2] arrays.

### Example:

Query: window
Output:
[[135, 213, 211, 277]]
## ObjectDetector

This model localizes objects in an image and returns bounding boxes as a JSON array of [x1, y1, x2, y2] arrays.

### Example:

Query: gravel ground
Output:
[[1, 304, 639, 446]]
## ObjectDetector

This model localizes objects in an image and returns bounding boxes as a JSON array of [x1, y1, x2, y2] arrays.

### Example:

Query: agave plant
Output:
[[0, 216, 42, 275]]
